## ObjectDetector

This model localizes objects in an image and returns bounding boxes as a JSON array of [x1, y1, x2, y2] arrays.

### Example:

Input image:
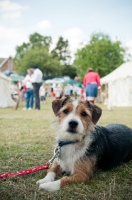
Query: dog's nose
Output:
[[69, 120, 78, 128]]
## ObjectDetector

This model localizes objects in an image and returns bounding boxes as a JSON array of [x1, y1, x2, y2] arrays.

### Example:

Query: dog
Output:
[[37, 97, 132, 192]]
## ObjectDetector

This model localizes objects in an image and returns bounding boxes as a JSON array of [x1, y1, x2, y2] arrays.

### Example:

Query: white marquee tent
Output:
[[0, 73, 15, 108], [101, 61, 132, 107]]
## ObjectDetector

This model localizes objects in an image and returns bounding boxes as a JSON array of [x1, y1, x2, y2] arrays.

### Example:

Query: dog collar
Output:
[[58, 140, 80, 147], [58, 135, 86, 147]]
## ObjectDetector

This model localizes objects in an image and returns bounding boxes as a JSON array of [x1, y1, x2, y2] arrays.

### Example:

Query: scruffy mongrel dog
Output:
[[37, 97, 132, 192]]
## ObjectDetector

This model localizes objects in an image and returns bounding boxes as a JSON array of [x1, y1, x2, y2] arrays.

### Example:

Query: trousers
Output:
[[25, 89, 34, 109], [33, 83, 41, 110]]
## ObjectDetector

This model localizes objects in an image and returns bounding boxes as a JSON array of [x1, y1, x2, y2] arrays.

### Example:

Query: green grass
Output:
[[0, 98, 132, 200]]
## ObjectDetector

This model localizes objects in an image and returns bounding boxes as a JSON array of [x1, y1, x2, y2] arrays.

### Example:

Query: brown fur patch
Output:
[[75, 103, 92, 132], [52, 97, 71, 115], [85, 101, 102, 124], [57, 101, 92, 129], [57, 103, 74, 123], [48, 160, 62, 176], [60, 158, 96, 188]]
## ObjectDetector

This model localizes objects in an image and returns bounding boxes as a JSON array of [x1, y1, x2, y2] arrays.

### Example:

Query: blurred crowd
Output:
[[49, 83, 85, 100], [9, 67, 102, 110], [10, 81, 85, 109]]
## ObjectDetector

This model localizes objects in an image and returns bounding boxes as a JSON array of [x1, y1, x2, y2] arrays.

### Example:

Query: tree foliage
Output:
[[14, 33, 52, 62], [29, 33, 52, 49], [61, 65, 77, 79], [14, 33, 60, 76], [51, 36, 71, 65], [15, 46, 61, 76], [74, 32, 129, 79], [14, 33, 76, 78], [51, 36, 77, 78]]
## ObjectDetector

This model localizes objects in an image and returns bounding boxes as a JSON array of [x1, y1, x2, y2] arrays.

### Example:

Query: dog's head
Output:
[[52, 97, 102, 141]]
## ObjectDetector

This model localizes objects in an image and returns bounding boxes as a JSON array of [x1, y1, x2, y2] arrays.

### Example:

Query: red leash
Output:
[[0, 145, 61, 179], [0, 163, 49, 178]]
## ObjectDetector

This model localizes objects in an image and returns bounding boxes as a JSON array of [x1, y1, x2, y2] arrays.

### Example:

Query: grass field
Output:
[[0, 97, 132, 200]]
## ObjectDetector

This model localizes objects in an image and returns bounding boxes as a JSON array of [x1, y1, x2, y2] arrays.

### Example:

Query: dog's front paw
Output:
[[36, 178, 46, 185], [39, 180, 61, 192], [36, 172, 56, 185]]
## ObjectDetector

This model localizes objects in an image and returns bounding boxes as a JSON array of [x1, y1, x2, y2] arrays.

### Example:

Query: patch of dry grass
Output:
[[0, 98, 132, 200]]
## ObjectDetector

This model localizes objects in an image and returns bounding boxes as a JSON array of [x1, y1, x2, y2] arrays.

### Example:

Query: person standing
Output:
[[64, 85, 71, 97], [22, 68, 34, 110], [83, 68, 101, 104], [80, 86, 85, 101], [39, 83, 46, 104], [55, 84, 63, 100], [31, 65, 43, 110], [69, 84, 73, 96], [73, 85, 80, 99]]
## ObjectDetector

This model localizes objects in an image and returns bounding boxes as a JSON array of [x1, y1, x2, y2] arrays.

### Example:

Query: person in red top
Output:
[[83, 68, 101, 104]]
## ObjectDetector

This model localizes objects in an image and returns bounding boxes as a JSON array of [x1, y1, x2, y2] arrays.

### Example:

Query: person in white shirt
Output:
[[55, 84, 63, 100], [31, 65, 43, 110], [22, 68, 34, 110], [39, 83, 46, 103], [73, 85, 80, 99], [64, 85, 71, 97], [69, 84, 73, 96]]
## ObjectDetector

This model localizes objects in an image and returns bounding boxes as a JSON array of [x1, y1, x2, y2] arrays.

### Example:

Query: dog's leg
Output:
[[60, 158, 94, 188], [38, 172, 90, 192], [39, 158, 95, 192], [37, 160, 61, 185]]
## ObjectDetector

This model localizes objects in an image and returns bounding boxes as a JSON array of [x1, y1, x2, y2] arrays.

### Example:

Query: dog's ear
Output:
[[85, 101, 102, 124], [52, 97, 71, 115]]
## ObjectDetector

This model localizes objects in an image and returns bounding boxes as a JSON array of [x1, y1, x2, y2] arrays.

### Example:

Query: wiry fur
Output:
[[37, 97, 132, 192]]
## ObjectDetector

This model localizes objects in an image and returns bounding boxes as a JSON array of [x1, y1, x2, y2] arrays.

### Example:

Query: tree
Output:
[[51, 36, 71, 65], [61, 65, 77, 79], [14, 33, 52, 62], [74, 32, 130, 79], [14, 33, 60, 77], [15, 46, 61, 77], [51, 36, 76, 77], [14, 33, 76, 78], [29, 33, 52, 49]]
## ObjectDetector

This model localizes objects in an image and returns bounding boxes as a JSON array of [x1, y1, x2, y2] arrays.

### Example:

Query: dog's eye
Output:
[[63, 109, 69, 114], [81, 111, 88, 116]]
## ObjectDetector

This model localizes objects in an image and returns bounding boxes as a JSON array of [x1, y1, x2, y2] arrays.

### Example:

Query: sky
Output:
[[0, 0, 132, 60]]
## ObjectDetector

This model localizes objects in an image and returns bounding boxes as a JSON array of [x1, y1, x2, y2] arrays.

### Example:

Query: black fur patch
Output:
[[85, 124, 132, 170]]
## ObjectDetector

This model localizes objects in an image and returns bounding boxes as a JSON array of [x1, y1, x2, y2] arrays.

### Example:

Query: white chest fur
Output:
[[57, 137, 92, 174]]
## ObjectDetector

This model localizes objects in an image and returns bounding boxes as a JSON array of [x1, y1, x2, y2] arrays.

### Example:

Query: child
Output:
[[55, 85, 63, 100], [80, 86, 85, 101], [39, 83, 46, 103]]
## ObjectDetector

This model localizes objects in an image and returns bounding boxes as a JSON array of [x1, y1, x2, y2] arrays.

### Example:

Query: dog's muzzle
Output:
[[67, 120, 78, 134]]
